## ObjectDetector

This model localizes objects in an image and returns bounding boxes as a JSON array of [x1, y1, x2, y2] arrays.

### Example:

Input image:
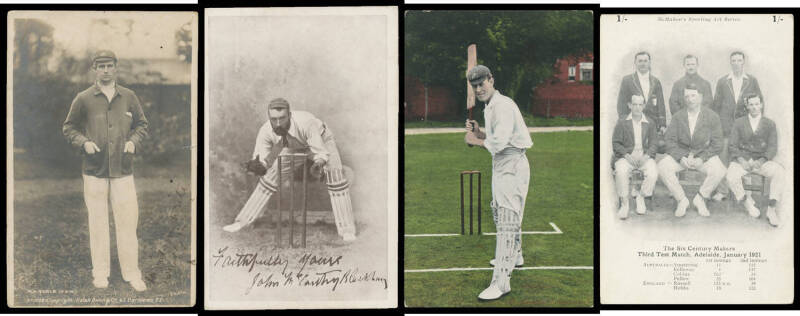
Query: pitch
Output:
[[404, 130, 594, 307]]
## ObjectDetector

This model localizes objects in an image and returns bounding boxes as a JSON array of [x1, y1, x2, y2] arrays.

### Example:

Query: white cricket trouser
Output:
[[725, 161, 784, 202], [657, 155, 726, 201], [233, 138, 356, 237], [614, 158, 658, 198], [489, 147, 529, 292], [83, 174, 142, 281]]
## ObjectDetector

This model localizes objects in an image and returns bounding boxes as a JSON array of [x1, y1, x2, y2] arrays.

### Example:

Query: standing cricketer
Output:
[[62, 50, 149, 291], [222, 98, 357, 241], [464, 65, 533, 301]]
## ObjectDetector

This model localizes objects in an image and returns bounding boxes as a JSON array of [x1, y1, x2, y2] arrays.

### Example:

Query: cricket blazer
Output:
[[728, 115, 778, 162], [712, 73, 763, 137], [616, 72, 667, 130], [664, 107, 723, 162], [63, 84, 149, 178], [611, 115, 658, 164]]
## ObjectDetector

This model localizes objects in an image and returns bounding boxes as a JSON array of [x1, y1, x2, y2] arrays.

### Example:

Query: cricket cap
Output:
[[467, 65, 492, 86], [268, 98, 290, 110], [92, 50, 117, 63]]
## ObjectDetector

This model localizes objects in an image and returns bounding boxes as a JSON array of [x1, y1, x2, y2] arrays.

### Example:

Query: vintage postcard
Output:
[[600, 14, 793, 304], [204, 7, 398, 309], [403, 10, 594, 307], [6, 11, 197, 307]]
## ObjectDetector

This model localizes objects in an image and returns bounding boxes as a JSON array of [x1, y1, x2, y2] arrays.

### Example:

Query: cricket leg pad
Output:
[[326, 167, 357, 239]]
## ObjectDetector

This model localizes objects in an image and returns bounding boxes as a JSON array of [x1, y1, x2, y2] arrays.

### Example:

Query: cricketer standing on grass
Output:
[[62, 50, 149, 292], [464, 65, 533, 301], [222, 98, 357, 241]]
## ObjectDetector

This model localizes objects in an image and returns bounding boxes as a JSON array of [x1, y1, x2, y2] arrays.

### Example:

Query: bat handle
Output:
[[467, 108, 475, 147]]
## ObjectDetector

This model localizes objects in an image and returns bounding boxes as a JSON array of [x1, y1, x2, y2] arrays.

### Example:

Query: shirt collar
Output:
[[625, 112, 649, 123], [636, 71, 650, 80], [727, 72, 748, 80], [485, 90, 500, 109], [92, 81, 119, 96]]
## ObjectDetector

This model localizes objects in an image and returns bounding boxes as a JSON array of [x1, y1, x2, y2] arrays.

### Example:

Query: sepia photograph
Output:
[[600, 14, 793, 304], [403, 10, 594, 307], [6, 11, 197, 307], [204, 7, 398, 309]]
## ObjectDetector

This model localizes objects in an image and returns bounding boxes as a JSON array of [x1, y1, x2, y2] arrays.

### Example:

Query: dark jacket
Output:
[[668, 73, 713, 115], [712, 73, 763, 137], [612, 115, 658, 164], [664, 107, 723, 162], [728, 115, 778, 162], [617, 72, 666, 130], [63, 84, 148, 178]]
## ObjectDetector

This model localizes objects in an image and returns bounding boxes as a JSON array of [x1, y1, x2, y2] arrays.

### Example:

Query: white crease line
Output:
[[405, 266, 593, 273], [550, 222, 562, 233], [404, 233, 462, 237], [405, 222, 563, 237]]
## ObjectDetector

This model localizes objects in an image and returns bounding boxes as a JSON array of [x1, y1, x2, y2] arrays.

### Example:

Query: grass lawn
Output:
[[404, 114, 593, 129], [11, 153, 192, 307], [404, 131, 594, 307]]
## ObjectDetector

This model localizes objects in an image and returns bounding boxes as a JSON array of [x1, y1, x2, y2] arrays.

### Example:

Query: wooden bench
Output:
[[740, 173, 770, 208]]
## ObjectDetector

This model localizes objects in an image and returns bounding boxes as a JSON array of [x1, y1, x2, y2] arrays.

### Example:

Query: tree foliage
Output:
[[12, 18, 191, 170], [405, 10, 593, 118]]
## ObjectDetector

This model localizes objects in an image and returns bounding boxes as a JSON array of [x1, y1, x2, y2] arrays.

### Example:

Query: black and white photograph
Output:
[[6, 11, 197, 307], [599, 14, 793, 304], [204, 7, 398, 309]]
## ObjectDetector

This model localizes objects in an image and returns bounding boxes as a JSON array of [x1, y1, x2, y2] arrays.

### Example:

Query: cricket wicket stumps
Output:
[[460, 170, 481, 235], [276, 153, 309, 248]]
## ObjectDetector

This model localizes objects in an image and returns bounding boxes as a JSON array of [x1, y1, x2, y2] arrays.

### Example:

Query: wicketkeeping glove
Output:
[[310, 159, 326, 181], [242, 154, 268, 176]]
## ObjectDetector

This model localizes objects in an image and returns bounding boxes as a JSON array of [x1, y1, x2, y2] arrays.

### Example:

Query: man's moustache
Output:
[[273, 126, 288, 135]]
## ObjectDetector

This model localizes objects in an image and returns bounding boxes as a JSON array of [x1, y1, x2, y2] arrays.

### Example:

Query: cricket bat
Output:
[[465, 44, 477, 147]]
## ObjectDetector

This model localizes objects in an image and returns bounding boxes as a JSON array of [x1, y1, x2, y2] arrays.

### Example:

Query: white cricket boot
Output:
[[694, 194, 710, 217], [766, 206, 780, 227], [635, 195, 647, 215], [223, 221, 245, 232], [674, 197, 690, 217], [478, 284, 509, 301], [743, 196, 760, 218], [617, 198, 630, 219]]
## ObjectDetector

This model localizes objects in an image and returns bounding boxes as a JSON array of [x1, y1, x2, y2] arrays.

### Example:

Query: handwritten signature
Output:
[[211, 246, 388, 295], [247, 268, 388, 294]]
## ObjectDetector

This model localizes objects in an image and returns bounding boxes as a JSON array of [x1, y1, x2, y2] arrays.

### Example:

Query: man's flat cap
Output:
[[268, 98, 290, 109], [93, 50, 117, 63], [467, 65, 492, 85]]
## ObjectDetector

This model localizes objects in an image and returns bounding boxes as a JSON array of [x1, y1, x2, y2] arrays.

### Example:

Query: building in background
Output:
[[530, 53, 594, 119]]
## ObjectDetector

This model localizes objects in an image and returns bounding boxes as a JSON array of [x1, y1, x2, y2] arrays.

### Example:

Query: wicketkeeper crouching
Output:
[[223, 98, 357, 241]]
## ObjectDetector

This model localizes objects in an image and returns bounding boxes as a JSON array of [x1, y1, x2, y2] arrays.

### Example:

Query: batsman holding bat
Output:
[[223, 98, 357, 241], [464, 65, 533, 300]]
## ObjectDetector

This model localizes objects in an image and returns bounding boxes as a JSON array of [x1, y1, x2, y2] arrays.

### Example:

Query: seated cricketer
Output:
[[223, 98, 356, 241], [657, 83, 726, 217], [612, 94, 659, 219], [725, 93, 784, 227]]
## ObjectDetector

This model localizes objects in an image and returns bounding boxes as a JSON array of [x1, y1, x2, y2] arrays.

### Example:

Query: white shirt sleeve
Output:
[[303, 116, 330, 163], [484, 102, 515, 155], [252, 123, 274, 163]]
